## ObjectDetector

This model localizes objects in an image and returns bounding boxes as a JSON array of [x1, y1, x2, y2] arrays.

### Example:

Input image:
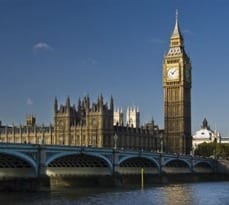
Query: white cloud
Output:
[[87, 57, 98, 65], [26, 98, 33, 105], [183, 29, 195, 35], [33, 42, 53, 52], [82, 57, 98, 65]]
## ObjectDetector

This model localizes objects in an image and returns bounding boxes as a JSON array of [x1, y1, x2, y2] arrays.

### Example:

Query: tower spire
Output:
[[168, 9, 184, 50], [171, 9, 182, 39], [54, 97, 58, 112], [176, 9, 178, 22]]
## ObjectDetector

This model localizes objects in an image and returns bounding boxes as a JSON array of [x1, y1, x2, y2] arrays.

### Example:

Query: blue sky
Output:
[[0, 0, 229, 137]]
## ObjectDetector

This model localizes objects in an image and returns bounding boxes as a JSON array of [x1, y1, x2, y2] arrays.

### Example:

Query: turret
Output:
[[126, 106, 140, 128], [201, 118, 210, 130], [66, 96, 70, 107], [26, 115, 36, 127], [77, 98, 81, 112], [54, 97, 58, 113], [151, 116, 154, 125], [110, 95, 114, 111], [65, 96, 71, 113], [83, 95, 90, 111], [99, 94, 103, 111]]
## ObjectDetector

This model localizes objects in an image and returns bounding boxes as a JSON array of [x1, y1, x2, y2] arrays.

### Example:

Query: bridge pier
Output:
[[112, 149, 119, 174], [0, 178, 40, 191]]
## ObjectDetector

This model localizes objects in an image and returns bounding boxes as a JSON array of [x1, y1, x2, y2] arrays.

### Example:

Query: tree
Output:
[[194, 142, 229, 158]]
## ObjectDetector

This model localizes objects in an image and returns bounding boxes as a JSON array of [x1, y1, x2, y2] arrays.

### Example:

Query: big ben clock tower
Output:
[[163, 11, 192, 154]]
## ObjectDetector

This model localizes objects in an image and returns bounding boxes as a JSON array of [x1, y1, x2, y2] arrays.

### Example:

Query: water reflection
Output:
[[160, 184, 194, 205], [0, 182, 228, 205]]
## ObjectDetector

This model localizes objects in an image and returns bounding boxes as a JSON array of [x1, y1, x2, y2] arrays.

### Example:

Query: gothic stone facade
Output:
[[0, 96, 160, 151]]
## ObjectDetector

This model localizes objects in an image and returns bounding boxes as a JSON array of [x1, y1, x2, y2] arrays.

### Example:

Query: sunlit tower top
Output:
[[126, 107, 140, 128], [113, 108, 124, 126]]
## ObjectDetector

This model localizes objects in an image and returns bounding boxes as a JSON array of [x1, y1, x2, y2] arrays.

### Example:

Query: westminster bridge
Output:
[[0, 143, 217, 180]]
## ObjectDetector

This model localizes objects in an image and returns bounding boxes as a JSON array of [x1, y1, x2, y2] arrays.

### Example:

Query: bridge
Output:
[[0, 143, 216, 180]]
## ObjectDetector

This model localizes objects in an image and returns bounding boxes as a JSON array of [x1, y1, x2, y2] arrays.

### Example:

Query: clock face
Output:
[[167, 67, 179, 80]]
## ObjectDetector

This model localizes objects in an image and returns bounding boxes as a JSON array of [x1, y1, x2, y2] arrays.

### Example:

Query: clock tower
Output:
[[163, 11, 192, 154]]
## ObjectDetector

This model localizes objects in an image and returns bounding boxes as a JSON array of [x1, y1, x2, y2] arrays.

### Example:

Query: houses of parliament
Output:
[[0, 11, 192, 154], [0, 95, 161, 151]]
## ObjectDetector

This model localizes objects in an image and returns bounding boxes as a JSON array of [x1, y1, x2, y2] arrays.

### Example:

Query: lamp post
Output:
[[160, 133, 163, 153], [114, 133, 118, 150], [214, 137, 217, 160], [183, 134, 186, 154], [42, 124, 45, 144]]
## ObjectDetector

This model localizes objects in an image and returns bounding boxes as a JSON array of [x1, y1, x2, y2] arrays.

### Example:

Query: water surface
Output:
[[0, 182, 228, 205]]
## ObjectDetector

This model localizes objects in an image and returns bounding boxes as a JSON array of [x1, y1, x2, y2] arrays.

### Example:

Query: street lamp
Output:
[[114, 133, 118, 150], [183, 134, 186, 154], [214, 137, 217, 159], [160, 133, 163, 153], [42, 124, 45, 144]]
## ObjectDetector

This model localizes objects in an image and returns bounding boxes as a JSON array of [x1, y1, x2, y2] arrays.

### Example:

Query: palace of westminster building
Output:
[[0, 95, 161, 151], [0, 12, 193, 154]]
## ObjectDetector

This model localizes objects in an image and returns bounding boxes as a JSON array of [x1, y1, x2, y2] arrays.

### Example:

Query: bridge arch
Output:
[[162, 158, 191, 174], [193, 161, 214, 173], [45, 152, 113, 172], [118, 156, 160, 174], [193, 161, 213, 168], [164, 158, 191, 169], [0, 150, 38, 176], [45, 151, 80, 166]]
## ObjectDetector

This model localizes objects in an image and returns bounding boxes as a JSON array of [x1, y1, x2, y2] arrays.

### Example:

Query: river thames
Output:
[[0, 182, 228, 205]]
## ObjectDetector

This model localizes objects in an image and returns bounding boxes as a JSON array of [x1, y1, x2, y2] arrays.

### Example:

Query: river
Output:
[[0, 182, 228, 205]]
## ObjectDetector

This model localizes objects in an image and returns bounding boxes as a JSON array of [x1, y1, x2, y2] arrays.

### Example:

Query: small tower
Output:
[[126, 107, 140, 128], [26, 115, 36, 127], [201, 118, 210, 129], [110, 95, 114, 112], [66, 96, 71, 112], [54, 97, 58, 113], [87, 94, 114, 147], [54, 96, 74, 145], [113, 108, 124, 126]]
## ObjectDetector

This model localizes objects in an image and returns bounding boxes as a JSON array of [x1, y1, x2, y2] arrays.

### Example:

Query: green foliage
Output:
[[194, 142, 229, 158]]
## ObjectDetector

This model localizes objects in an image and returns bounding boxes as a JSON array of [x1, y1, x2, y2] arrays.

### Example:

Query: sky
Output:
[[0, 0, 229, 137]]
